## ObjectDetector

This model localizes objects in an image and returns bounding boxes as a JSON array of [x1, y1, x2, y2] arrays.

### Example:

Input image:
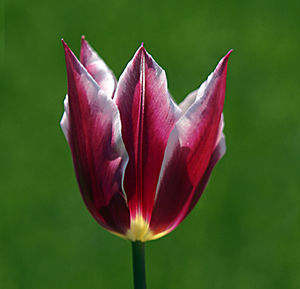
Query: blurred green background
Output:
[[1, 0, 300, 288]]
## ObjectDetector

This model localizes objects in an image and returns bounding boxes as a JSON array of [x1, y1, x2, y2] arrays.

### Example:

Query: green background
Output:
[[1, 0, 300, 288]]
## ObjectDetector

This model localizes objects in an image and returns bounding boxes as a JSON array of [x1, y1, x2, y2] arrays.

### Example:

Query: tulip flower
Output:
[[61, 37, 231, 289]]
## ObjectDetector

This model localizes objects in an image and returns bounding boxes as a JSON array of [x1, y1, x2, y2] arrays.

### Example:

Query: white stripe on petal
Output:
[[60, 94, 69, 142]]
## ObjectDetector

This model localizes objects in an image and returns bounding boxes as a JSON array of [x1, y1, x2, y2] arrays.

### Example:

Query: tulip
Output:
[[61, 37, 231, 289]]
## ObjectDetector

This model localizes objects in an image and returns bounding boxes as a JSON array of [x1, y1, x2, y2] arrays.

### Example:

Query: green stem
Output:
[[131, 241, 146, 289]]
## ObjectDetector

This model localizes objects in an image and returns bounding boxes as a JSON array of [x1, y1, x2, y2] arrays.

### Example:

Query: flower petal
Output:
[[61, 40, 129, 235], [150, 51, 232, 236], [80, 36, 117, 98], [183, 131, 226, 219], [114, 45, 181, 220], [60, 94, 70, 142], [179, 89, 197, 114]]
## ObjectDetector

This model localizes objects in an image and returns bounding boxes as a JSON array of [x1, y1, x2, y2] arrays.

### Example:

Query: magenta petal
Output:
[[184, 133, 226, 218], [61, 40, 129, 235], [150, 51, 231, 235], [114, 45, 181, 220], [80, 36, 117, 98]]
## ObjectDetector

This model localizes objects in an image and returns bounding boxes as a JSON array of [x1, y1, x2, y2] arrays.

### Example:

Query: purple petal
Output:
[[150, 51, 232, 236], [114, 44, 181, 221], [61, 40, 129, 235], [80, 36, 117, 98], [183, 131, 226, 219]]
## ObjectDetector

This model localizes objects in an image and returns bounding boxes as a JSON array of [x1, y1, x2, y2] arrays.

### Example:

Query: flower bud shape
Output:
[[61, 37, 231, 241]]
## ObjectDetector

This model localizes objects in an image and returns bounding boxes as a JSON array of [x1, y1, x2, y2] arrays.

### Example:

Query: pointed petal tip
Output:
[[136, 42, 147, 56], [127, 44, 147, 65], [80, 37, 99, 60], [215, 49, 233, 75], [61, 40, 75, 64], [62, 41, 72, 59], [138, 42, 145, 52], [81, 35, 88, 47], [221, 49, 233, 64], [224, 49, 233, 61], [61, 39, 85, 77], [227, 49, 234, 56], [61, 39, 72, 55]]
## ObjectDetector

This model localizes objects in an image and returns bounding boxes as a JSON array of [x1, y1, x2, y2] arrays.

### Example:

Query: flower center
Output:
[[126, 215, 154, 242]]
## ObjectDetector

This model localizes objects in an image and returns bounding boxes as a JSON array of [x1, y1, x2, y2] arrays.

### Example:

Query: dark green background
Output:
[[1, 0, 299, 288]]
